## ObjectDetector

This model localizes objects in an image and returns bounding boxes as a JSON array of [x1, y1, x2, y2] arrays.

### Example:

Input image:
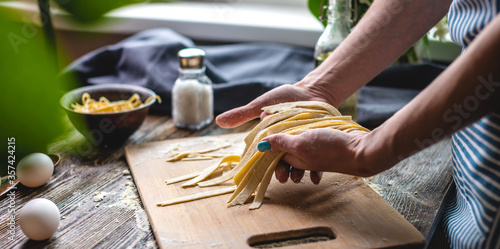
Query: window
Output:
[[1, 0, 322, 47]]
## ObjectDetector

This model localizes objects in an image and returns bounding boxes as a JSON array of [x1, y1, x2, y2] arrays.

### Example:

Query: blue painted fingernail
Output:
[[257, 141, 271, 152]]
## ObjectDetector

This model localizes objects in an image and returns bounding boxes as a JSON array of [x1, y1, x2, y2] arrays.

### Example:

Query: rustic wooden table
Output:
[[0, 114, 453, 249]]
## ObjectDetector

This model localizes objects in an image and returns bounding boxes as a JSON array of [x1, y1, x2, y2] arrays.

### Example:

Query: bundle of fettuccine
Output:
[[157, 101, 369, 210]]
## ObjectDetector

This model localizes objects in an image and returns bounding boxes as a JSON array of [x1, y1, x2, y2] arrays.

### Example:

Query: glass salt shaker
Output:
[[172, 48, 214, 130]]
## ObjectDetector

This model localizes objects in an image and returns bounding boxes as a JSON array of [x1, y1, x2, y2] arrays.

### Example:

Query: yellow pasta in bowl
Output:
[[71, 93, 161, 113], [60, 84, 161, 146]]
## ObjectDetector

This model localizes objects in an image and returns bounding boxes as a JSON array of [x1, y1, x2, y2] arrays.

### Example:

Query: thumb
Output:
[[216, 104, 261, 128], [258, 134, 297, 153], [217, 85, 302, 128]]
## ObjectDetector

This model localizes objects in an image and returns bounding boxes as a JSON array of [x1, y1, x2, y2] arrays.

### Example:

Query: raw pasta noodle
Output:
[[71, 93, 161, 113], [157, 101, 370, 210]]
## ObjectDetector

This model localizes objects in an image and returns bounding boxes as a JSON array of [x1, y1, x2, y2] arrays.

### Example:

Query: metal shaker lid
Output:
[[178, 48, 205, 69]]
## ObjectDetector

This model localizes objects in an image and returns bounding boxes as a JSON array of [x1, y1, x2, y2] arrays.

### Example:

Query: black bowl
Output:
[[60, 84, 158, 147]]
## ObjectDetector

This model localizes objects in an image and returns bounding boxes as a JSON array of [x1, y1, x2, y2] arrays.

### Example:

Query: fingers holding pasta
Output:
[[262, 128, 378, 177]]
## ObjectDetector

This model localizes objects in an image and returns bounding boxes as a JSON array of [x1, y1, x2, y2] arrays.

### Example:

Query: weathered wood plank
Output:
[[366, 137, 453, 239]]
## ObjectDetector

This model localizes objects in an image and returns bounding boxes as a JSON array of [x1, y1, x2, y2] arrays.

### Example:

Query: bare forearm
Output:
[[298, 0, 452, 106], [365, 14, 500, 170]]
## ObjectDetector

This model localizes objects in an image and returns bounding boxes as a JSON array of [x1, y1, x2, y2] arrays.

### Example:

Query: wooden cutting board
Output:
[[125, 133, 425, 249]]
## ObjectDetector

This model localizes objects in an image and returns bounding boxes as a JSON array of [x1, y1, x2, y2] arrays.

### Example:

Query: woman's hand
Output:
[[260, 128, 386, 184], [216, 83, 340, 184]]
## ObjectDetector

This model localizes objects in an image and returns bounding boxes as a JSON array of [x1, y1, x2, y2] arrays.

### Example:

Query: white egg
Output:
[[20, 198, 60, 241], [16, 153, 54, 188]]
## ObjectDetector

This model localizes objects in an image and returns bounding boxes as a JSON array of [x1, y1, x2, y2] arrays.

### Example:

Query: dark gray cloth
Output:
[[65, 28, 445, 128], [358, 86, 421, 128], [360, 62, 446, 128], [65, 28, 314, 114]]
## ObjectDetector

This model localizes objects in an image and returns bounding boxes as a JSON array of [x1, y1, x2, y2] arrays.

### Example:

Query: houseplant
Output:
[[307, 0, 455, 64]]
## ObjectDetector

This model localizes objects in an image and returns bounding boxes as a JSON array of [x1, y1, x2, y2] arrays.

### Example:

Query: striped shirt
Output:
[[441, 1, 500, 248]]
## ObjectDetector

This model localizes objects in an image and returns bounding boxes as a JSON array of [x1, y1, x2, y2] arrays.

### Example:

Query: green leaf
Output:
[[0, 9, 77, 175], [308, 0, 328, 27], [421, 35, 432, 60], [54, 0, 144, 22]]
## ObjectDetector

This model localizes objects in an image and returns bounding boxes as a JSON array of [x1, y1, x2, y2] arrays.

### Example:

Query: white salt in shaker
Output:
[[172, 48, 214, 130]]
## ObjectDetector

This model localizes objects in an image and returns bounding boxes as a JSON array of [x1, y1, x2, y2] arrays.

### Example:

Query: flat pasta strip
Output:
[[156, 186, 236, 207], [182, 155, 240, 187], [232, 152, 263, 186], [165, 171, 200, 185], [181, 163, 220, 188], [197, 153, 260, 188], [261, 101, 342, 117], [249, 153, 285, 210], [243, 110, 331, 150], [166, 143, 232, 162], [228, 152, 282, 206]]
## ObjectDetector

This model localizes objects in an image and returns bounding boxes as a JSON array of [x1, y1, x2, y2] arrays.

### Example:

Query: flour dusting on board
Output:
[[210, 242, 228, 247], [144, 241, 156, 248], [160, 237, 200, 247], [364, 178, 383, 196], [107, 181, 151, 232], [93, 191, 109, 202]]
